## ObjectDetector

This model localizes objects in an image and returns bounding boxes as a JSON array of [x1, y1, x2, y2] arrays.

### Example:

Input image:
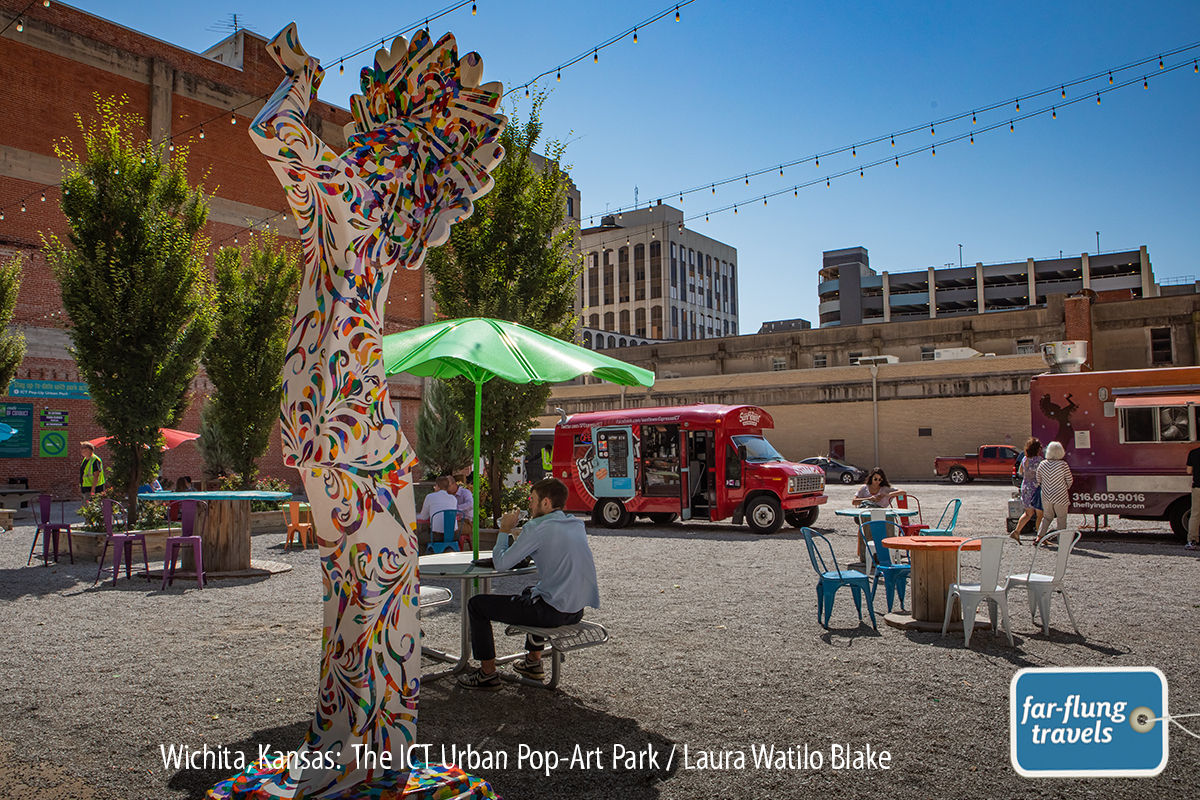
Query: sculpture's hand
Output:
[[267, 22, 325, 91]]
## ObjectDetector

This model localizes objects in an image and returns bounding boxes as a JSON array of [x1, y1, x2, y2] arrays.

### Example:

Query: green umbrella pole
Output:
[[472, 378, 482, 559]]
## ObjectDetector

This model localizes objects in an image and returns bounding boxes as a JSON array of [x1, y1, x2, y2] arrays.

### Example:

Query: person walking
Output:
[[79, 442, 105, 498], [1035, 441, 1073, 544], [1186, 441, 1200, 551], [1012, 437, 1045, 543]]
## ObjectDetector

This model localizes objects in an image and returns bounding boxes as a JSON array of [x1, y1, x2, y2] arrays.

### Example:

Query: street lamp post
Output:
[[958, 244, 963, 269]]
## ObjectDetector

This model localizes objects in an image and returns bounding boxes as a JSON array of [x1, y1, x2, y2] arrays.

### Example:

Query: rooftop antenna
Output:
[[207, 13, 259, 37]]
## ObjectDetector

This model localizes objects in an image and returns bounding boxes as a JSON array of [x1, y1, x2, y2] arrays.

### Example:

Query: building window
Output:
[[1016, 337, 1037, 355], [813, 354, 828, 368], [634, 243, 646, 301], [651, 305, 663, 338], [566, 196, 574, 218], [619, 309, 630, 335], [849, 352, 863, 365], [649, 241, 662, 299], [723, 319, 729, 336], [921, 346, 935, 362], [635, 307, 646, 337], [670, 306, 679, 338], [772, 357, 786, 371], [918, 428, 932, 437], [1120, 405, 1192, 443], [1151, 327, 1173, 365], [587, 252, 600, 308], [604, 311, 614, 330], [670, 244, 678, 297], [603, 250, 614, 305], [707, 287, 713, 309], [589, 313, 599, 329], [618, 247, 630, 303]]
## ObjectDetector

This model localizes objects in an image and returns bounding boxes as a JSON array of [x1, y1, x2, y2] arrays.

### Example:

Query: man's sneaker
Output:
[[1186, 541, 1198, 551], [512, 656, 545, 680], [457, 668, 501, 691]]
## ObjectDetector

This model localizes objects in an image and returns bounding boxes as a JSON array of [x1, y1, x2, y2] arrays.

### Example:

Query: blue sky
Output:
[[72, 0, 1200, 331]]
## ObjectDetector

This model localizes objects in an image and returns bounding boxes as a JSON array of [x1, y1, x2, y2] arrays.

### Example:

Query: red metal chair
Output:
[[895, 492, 928, 536]]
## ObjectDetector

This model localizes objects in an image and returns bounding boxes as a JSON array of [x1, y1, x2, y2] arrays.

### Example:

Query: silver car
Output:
[[799, 456, 867, 485]]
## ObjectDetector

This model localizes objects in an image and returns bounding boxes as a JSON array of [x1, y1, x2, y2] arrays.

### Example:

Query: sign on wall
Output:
[[40, 410, 69, 427], [0, 403, 34, 458], [39, 430, 69, 458], [8, 379, 91, 399]]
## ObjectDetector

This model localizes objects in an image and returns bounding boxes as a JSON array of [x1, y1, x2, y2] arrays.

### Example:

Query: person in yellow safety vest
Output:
[[79, 442, 105, 497]]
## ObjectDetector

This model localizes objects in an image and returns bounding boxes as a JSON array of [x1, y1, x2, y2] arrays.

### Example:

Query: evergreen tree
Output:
[[44, 96, 215, 519], [203, 234, 300, 488], [0, 254, 26, 395], [195, 396, 236, 480], [414, 379, 472, 479], [425, 96, 579, 522]]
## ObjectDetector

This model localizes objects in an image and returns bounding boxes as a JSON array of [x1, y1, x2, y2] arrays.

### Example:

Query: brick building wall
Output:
[[0, 0, 423, 493]]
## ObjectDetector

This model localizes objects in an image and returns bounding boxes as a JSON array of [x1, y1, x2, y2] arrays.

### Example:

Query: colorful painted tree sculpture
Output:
[[218, 23, 505, 798]]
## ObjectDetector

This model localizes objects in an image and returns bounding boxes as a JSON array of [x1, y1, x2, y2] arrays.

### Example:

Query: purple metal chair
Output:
[[162, 499, 206, 590], [28, 494, 73, 566], [94, 499, 150, 586]]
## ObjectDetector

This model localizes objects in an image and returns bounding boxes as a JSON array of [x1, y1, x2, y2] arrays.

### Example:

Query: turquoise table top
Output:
[[138, 490, 292, 501]]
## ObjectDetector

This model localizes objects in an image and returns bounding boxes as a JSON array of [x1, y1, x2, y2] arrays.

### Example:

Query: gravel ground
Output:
[[1, 482, 1198, 799]]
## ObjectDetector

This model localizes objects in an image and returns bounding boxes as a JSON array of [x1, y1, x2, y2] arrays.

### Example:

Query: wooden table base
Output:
[[910, 549, 961, 624]]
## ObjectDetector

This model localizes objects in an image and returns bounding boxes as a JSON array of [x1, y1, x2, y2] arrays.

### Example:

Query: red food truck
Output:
[[550, 404, 827, 534], [1030, 366, 1200, 538]]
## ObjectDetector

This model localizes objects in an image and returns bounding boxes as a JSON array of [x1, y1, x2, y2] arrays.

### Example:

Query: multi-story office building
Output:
[[578, 203, 739, 347], [818, 245, 1155, 327]]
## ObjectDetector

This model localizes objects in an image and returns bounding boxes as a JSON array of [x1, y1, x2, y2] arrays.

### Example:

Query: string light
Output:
[[675, 5, 680, 22], [199, 126, 205, 139], [890, 137, 895, 146], [21, 201, 26, 212], [895, 158, 899, 167], [744, 175, 749, 186], [633, 28, 638, 43], [733, 205, 736, 214], [556, 70, 560, 82], [852, 147, 856, 157], [1097, 92, 1102, 104], [1052, 107, 1057, 119], [970, 135, 974, 144], [826, 180, 830, 187], [339, 60, 344, 75], [1010, 120, 1014, 131], [594, 50, 598, 64], [930, 125, 935, 136], [230, 114, 236, 125], [931, 147, 936, 156], [1109, 72, 1113, 84], [40, 192, 45, 202], [1144, 77, 1148, 89], [1016, 100, 1020, 111], [972, 112, 977, 124], [16, 19, 24, 32], [779, 167, 783, 176], [1160, 56, 1164, 69], [815, 158, 819, 167], [859, 169, 863, 178], [472, 2, 477, 15]]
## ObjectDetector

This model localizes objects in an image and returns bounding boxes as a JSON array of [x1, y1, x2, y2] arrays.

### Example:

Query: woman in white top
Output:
[[1035, 441, 1073, 544], [852, 468, 903, 508]]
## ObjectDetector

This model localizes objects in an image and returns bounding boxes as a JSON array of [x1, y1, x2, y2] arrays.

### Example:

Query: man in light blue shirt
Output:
[[458, 477, 600, 691]]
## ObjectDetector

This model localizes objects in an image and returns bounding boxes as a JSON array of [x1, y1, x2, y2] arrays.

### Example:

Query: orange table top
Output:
[[881, 535, 980, 551]]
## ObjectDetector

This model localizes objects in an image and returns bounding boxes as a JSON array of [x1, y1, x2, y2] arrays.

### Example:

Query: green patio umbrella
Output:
[[381, 317, 655, 555]]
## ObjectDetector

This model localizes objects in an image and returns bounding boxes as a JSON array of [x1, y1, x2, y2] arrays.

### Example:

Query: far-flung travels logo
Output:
[[1010, 667, 1169, 777]]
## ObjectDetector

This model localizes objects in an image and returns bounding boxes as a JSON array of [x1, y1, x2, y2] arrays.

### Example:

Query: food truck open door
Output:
[[592, 426, 636, 499], [679, 429, 692, 520]]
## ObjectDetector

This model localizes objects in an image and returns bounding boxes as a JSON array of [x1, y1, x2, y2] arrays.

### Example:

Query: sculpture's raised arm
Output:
[[250, 23, 340, 182]]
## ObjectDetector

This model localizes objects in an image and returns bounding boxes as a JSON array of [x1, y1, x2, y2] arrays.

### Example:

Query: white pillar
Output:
[[1081, 252, 1091, 290], [927, 266, 937, 319]]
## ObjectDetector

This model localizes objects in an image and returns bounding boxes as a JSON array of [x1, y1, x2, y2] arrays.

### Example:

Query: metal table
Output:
[[835, 507, 919, 560], [418, 550, 538, 682]]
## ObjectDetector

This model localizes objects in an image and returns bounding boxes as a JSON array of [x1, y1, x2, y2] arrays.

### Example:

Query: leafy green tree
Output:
[[44, 96, 215, 519], [203, 234, 300, 488], [414, 378, 472, 479], [0, 254, 27, 395], [195, 396, 235, 480], [425, 96, 580, 522]]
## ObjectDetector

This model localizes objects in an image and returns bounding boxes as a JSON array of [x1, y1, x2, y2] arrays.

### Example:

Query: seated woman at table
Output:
[[852, 468, 903, 509]]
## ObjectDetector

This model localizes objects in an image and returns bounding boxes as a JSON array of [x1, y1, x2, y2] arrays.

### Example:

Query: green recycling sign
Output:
[[39, 430, 69, 458]]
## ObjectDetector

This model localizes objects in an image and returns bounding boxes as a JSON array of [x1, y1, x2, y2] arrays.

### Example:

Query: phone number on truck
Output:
[[1071, 492, 1146, 503]]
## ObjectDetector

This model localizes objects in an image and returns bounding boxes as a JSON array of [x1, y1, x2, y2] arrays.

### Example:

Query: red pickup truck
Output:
[[935, 445, 1022, 484]]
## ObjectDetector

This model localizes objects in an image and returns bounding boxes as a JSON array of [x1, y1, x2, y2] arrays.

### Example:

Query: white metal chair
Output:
[[942, 535, 1014, 647], [418, 585, 453, 616], [1005, 529, 1082, 636]]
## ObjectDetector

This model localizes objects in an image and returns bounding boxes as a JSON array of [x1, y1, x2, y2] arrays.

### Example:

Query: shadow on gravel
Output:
[[164, 719, 310, 799], [0, 563, 90, 600], [819, 624, 883, 644], [419, 685, 679, 799]]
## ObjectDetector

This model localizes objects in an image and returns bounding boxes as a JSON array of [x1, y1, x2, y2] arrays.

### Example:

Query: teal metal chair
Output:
[[426, 509, 460, 554], [923, 499, 962, 536], [802, 527, 876, 629], [858, 519, 911, 613]]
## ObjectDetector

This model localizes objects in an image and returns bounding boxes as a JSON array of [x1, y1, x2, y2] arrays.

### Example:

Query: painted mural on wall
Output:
[[210, 22, 505, 799]]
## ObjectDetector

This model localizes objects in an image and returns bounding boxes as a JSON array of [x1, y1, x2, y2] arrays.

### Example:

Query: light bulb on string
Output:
[[852, 147, 856, 157], [41, 192, 45, 202], [970, 135, 974, 144], [826, 179, 830, 187], [21, 201, 26, 212], [931, 147, 936, 156], [711, 185, 715, 194], [1061, 86, 1066, 98], [859, 169, 863, 178], [525, 87, 530, 97], [1010, 121, 1014, 132], [794, 189, 797, 196], [679, 194, 683, 203], [930, 125, 935, 136], [1159, 56, 1164, 69], [1, 212, 5, 221], [633, 28, 638, 43], [16, 19, 23, 32], [895, 158, 899, 167], [199, 126, 204, 139], [678, 222, 683, 232], [44, 1, 50, 7], [815, 158, 819, 167], [594, 50, 598, 64], [1016, 100, 1020, 111], [231, 114, 236, 125], [1108, 72, 1113, 84], [556, 70, 560, 82], [675, 5, 680, 22], [339, 61, 344, 75], [972, 112, 977, 124], [1052, 107, 1057, 119], [733, 205, 737, 214], [1143, 78, 1148, 89], [744, 175, 749, 186], [1097, 93, 1101, 105], [779, 167, 784, 176], [705, 214, 709, 222], [472, 2, 477, 15], [1195, 60, 1198, 72]]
